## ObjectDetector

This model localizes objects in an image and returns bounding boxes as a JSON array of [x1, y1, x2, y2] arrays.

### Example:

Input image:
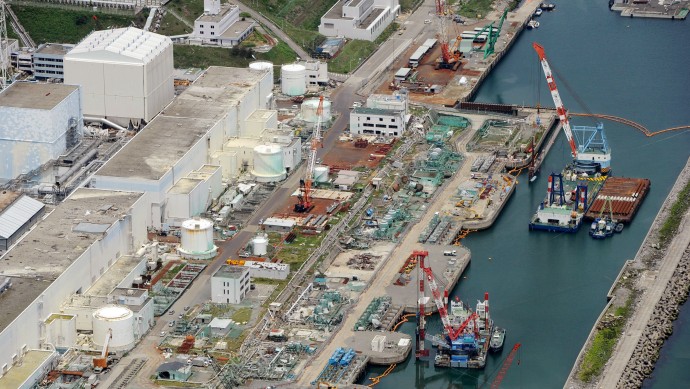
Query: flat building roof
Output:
[[214, 264, 249, 279], [0, 82, 78, 110], [36, 43, 74, 56], [220, 20, 256, 40], [0, 350, 55, 388], [197, 4, 237, 22], [0, 188, 143, 332]]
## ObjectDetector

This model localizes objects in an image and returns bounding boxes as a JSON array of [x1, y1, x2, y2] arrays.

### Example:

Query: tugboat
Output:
[[490, 327, 506, 353], [540, 3, 556, 11], [527, 20, 540, 29], [534, 8, 543, 16], [589, 217, 615, 239]]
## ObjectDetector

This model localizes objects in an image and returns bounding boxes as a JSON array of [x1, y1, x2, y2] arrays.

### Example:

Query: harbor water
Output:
[[361, 0, 690, 387]]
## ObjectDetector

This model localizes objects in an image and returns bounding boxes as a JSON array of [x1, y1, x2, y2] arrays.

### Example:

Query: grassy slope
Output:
[[157, 12, 193, 36], [12, 6, 138, 44], [173, 41, 296, 69]]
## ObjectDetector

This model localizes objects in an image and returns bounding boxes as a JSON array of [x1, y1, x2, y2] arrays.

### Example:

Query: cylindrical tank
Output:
[[252, 235, 268, 256], [93, 305, 135, 351], [251, 144, 286, 183], [281, 64, 306, 96], [249, 61, 274, 108], [180, 218, 214, 253], [314, 165, 330, 183], [300, 98, 332, 123]]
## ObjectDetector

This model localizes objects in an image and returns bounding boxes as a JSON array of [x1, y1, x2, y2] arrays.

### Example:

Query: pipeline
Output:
[[83, 116, 128, 132], [56, 148, 98, 186], [368, 363, 397, 387]]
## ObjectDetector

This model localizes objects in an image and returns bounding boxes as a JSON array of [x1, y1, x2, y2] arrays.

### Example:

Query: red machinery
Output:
[[294, 96, 324, 212]]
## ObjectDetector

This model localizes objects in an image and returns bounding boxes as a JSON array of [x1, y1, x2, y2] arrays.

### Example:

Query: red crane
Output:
[[294, 96, 324, 212], [434, 0, 462, 70], [422, 261, 478, 341], [490, 343, 522, 389], [532, 42, 578, 158], [416, 251, 430, 358]]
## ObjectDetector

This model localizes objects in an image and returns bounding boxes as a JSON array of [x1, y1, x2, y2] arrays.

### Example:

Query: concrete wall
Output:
[[0, 193, 147, 372], [0, 87, 82, 180], [64, 45, 173, 123]]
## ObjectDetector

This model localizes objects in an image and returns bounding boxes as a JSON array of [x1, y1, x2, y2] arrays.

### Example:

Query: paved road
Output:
[[236, 3, 310, 60], [598, 212, 690, 388]]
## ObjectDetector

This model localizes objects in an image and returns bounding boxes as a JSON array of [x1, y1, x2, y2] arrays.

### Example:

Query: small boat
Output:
[[534, 8, 543, 16], [614, 223, 624, 233], [490, 327, 506, 352], [540, 3, 556, 11], [527, 20, 540, 29], [589, 217, 615, 239]]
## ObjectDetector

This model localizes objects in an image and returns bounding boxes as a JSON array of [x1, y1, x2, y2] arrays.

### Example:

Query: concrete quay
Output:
[[611, 1, 689, 19], [564, 157, 690, 389]]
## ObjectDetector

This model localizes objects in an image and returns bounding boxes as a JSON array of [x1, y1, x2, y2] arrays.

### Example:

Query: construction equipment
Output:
[[490, 343, 521, 389], [532, 42, 578, 158], [419, 251, 479, 343], [295, 96, 324, 212], [415, 251, 429, 359], [93, 328, 112, 371], [483, 9, 508, 59], [434, 0, 462, 70]]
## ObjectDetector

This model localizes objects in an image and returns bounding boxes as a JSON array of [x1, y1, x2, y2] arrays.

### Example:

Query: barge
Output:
[[584, 177, 651, 223]]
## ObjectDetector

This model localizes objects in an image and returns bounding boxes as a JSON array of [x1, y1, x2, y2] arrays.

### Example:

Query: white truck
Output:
[[443, 250, 457, 256]]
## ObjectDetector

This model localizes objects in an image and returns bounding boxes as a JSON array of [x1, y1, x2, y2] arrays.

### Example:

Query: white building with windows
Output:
[[349, 107, 405, 136], [212, 265, 250, 304], [33, 43, 74, 81], [192, 0, 256, 47], [319, 0, 400, 41], [297, 60, 329, 86]]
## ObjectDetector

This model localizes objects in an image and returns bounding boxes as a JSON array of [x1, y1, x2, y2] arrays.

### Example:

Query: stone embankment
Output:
[[618, 247, 690, 388], [565, 157, 690, 389]]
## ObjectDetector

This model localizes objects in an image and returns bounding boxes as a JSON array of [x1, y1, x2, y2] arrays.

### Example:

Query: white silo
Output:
[[300, 98, 332, 123], [251, 144, 287, 183], [249, 61, 274, 108], [314, 166, 330, 183], [281, 64, 306, 96], [252, 234, 268, 256], [178, 218, 218, 260], [92, 305, 135, 351]]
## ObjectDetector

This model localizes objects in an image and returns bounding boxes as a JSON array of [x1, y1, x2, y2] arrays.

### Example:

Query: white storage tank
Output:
[[252, 234, 268, 256], [300, 98, 332, 123], [281, 64, 306, 96], [178, 218, 218, 260], [249, 61, 274, 108], [92, 305, 135, 351], [251, 144, 287, 183], [314, 166, 330, 183]]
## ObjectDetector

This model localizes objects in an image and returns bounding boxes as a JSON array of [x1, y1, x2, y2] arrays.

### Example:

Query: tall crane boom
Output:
[[422, 266, 478, 341], [532, 42, 578, 158], [295, 96, 324, 212]]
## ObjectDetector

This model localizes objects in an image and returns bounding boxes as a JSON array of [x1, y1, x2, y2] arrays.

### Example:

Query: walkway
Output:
[[597, 193, 690, 387], [235, 3, 310, 60]]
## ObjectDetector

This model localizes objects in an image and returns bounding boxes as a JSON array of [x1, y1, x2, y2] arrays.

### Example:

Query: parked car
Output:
[[168, 310, 175, 315], [168, 321, 175, 327], [160, 331, 166, 337]]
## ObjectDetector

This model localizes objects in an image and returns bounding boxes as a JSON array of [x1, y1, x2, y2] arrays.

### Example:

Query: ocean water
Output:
[[360, 0, 690, 387]]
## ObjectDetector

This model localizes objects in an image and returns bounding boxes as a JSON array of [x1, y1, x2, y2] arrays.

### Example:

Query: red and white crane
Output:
[[434, 0, 462, 70], [421, 259, 478, 341], [294, 96, 324, 212], [532, 42, 578, 158]]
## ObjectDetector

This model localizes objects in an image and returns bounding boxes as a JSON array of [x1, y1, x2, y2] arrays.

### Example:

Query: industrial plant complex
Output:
[[0, 0, 688, 388]]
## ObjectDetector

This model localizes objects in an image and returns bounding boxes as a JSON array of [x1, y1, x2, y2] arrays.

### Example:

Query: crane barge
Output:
[[529, 43, 610, 233], [414, 251, 495, 369]]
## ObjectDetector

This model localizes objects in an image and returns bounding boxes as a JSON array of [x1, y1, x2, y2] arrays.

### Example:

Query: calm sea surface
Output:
[[360, 0, 690, 387]]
